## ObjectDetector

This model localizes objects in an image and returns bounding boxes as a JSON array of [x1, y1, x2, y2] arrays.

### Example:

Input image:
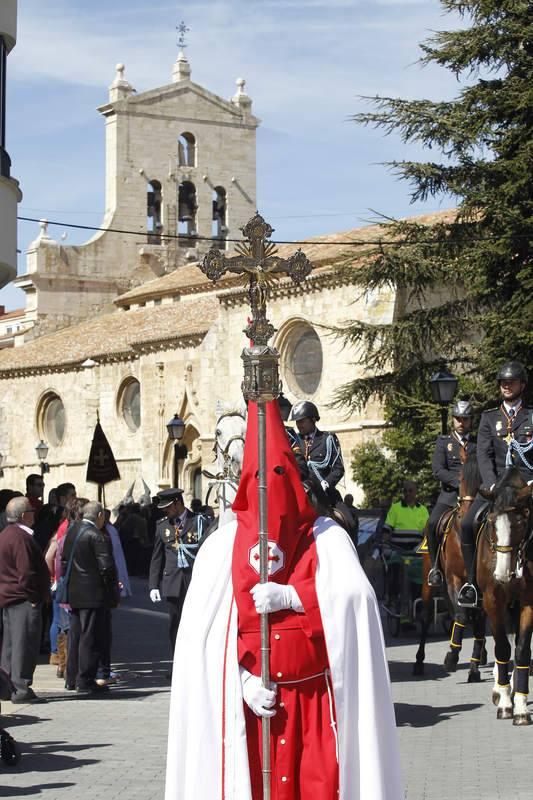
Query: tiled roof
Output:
[[0, 308, 25, 321], [0, 297, 218, 375], [114, 210, 455, 306]]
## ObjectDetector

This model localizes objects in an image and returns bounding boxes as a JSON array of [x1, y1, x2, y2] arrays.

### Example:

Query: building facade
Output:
[[0, 49, 445, 508]]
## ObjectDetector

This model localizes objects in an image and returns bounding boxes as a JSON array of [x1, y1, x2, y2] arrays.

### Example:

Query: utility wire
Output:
[[17, 215, 529, 248]]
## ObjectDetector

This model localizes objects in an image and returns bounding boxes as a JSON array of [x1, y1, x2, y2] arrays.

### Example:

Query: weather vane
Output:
[[176, 20, 190, 50]]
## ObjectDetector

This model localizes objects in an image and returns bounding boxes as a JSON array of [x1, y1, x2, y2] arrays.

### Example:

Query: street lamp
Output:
[[429, 371, 459, 435], [166, 413, 188, 464], [35, 440, 50, 475], [0, 452, 4, 479]]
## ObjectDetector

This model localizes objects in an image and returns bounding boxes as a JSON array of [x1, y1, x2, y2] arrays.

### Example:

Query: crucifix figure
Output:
[[201, 212, 312, 347]]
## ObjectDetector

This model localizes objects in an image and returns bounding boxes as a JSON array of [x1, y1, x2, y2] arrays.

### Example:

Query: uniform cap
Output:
[[496, 361, 527, 383], [289, 400, 320, 422], [156, 488, 184, 509], [452, 400, 474, 418]]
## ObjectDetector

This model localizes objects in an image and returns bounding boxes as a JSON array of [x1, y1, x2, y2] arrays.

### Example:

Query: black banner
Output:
[[86, 422, 120, 485]]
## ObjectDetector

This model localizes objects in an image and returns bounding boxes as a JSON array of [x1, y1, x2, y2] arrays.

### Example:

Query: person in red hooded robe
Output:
[[165, 401, 403, 800]]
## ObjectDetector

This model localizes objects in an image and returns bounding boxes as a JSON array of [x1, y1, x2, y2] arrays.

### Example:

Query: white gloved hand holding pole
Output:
[[150, 589, 161, 603], [240, 668, 277, 718], [320, 479, 329, 492], [250, 582, 304, 614]]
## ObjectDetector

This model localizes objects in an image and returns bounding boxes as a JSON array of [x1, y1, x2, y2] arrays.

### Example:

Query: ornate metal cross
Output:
[[201, 212, 313, 350], [199, 212, 314, 800]]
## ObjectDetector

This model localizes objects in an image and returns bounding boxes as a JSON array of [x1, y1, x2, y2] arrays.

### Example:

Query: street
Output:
[[2, 579, 533, 800]]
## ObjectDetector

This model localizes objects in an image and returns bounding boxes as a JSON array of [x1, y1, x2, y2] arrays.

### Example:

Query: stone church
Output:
[[0, 49, 442, 507]]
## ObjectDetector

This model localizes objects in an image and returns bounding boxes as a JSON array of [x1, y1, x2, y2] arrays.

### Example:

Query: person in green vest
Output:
[[382, 481, 429, 607]]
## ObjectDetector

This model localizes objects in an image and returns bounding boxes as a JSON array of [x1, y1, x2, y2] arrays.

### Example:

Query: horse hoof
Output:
[[513, 714, 531, 727], [492, 691, 500, 706], [467, 670, 481, 683], [444, 653, 459, 672], [480, 649, 488, 667], [496, 707, 513, 720]]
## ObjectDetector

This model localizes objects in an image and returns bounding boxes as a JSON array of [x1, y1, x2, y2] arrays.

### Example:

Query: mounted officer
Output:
[[287, 400, 345, 505], [148, 488, 208, 664], [458, 361, 533, 607], [427, 400, 476, 587]]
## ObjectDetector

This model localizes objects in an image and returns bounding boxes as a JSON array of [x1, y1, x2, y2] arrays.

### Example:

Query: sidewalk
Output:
[[2, 581, 533, 799]]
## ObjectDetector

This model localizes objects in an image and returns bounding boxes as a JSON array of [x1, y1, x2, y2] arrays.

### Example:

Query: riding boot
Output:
[[427, 529, 443, 587], [458, 542, 478, 607]]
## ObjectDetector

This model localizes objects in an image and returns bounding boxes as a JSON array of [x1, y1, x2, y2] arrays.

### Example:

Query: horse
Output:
[[202, 400, 247, 527], [477, 467, 533, 725], [414, 453, 487, 679]]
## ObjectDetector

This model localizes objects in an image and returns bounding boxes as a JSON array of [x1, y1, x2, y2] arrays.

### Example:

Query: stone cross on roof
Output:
[[200, 212, 313, 347]]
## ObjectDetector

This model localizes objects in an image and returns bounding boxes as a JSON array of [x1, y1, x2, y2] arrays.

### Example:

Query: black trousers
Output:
[[461, 494, 489, 547], [67, 607, 112, 689], [166, 582, 191, 656], [427, 501, 454, 562], [1, 601, 42, 692]]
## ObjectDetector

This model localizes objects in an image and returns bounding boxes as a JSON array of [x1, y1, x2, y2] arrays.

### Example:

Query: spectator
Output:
[[26, 473, 45, 514], [62, 501, 118, 694], [0, 490, 23, 531], [104, 509, 131, 598], [117, 503, 151, 577], [382, 480, 429, 602], [45, 498, 88, 679], [190, 498, 203, 514], [343, 493, 360, 529], [0, 497, 50, 704]]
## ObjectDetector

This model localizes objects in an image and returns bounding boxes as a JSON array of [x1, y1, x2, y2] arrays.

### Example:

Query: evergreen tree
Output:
[[334, 0, 533, 506]]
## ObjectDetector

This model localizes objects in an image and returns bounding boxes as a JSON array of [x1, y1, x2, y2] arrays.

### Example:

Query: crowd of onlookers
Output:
[[0, 475, 174, 703]]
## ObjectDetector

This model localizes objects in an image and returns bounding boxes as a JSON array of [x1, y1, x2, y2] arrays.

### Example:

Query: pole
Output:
[[257, 401, 271, 799], [440, 405, 448, 436]]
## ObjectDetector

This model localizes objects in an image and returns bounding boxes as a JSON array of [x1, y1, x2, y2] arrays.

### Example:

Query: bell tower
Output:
[[14, 47, 260, 338]]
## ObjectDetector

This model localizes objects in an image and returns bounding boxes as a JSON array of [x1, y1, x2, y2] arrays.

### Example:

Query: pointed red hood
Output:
[[232, 400, 317, 585]]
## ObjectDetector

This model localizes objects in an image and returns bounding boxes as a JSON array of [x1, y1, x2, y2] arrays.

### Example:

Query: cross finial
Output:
[[176, 20, 190, 50]]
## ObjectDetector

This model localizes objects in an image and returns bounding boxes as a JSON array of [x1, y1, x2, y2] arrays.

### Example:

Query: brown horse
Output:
[[477, 467, 533, 725], [414, 454, 487, 678]]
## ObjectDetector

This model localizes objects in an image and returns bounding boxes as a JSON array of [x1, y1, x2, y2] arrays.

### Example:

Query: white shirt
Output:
[[16, 523, 34, 536], [503, 400, 522, 416]]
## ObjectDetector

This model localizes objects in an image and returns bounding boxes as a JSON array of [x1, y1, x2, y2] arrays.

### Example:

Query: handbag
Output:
[[55, 525, 85, 604]]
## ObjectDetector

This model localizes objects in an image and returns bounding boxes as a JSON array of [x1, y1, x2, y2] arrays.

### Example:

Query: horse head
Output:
[[484, 468, 532, 584], [213, 399, 247, 483]]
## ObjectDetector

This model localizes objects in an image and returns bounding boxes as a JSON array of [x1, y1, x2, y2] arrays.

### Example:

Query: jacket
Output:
[[61, 520, 118, 609], [432, 433, 476, 506], [149, 510, 207, 598], [0, 523, 50, 607], [477, 405, 533, 488]]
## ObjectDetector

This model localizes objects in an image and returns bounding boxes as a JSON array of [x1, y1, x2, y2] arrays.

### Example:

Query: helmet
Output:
[[290, 400, 320, 422], [451, 400, 474, 418], [496, 361, 528, 383]]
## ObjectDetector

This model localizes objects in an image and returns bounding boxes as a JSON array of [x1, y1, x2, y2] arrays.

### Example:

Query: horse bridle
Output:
[[202, 410, 246, 489], [484, 503, 531, 562]]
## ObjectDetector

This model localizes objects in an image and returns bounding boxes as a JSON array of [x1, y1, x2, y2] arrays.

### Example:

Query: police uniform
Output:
[[428, 432, 476, 532], [148, 498, 207, 653]]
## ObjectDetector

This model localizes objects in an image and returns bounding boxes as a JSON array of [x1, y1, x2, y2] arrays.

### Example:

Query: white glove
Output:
[[150, 589, 161, 603], [240, 669, 277, 718], [250, 582, 303, 614], [321, 480, 329, 491]]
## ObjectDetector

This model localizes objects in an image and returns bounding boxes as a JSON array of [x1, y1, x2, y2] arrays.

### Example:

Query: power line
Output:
[[17, 215, 529, 248]]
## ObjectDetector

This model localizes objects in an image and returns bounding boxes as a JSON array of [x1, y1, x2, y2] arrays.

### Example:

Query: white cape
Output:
[[165, 516, 403, 800]]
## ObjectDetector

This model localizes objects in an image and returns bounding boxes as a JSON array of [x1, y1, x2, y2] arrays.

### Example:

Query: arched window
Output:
[[147, 180, 162, 244], [178, 132, 196, 167], [37, 392, 66, 447], [118, 378, 141, 432], [178, 180, 197, 245], [212, 186, 228, 249], [281, 322, 323, 396]]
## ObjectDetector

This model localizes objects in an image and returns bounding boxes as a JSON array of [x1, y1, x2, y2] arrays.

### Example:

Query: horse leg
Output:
[[413, 577, 432, 676], [444, 610, 466, 672], [512, 605, 533, 726], [491, 621, 513, 719], [467, 610, 486, 684]]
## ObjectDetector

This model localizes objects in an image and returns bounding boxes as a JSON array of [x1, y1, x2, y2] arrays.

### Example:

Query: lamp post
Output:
[[35, 440, 50, 476], [0, 452, 4, 479], [166, 414, 187, 484], [429, 371, 459, 435]]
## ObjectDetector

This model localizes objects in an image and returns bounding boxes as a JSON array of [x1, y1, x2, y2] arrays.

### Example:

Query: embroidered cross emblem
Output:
[[248, 541, 285, 577]]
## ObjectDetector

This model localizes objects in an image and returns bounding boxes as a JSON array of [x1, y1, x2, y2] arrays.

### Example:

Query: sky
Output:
[[2, 0, 464, 310]]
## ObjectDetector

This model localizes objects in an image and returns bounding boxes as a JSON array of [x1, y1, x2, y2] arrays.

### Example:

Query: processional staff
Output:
[[199, 212, 314, 800]]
